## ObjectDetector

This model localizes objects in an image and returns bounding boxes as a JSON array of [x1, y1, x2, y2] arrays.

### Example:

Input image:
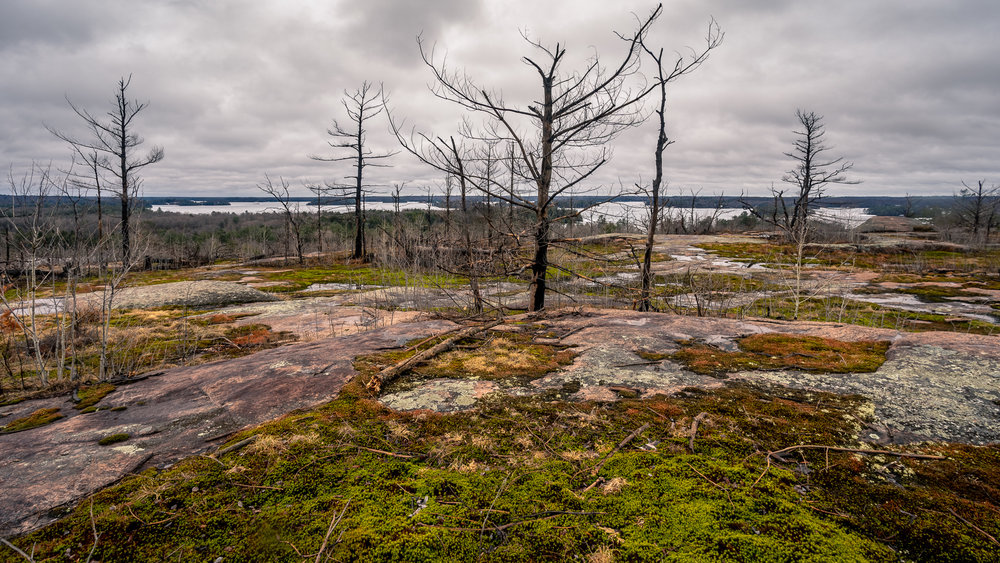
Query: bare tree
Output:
[[635, 21, 722, 311], [954, 180, 999, 247], [742, 110, 858, 319], [397, 4, 726, 311], [306, 182, 331, 254], [0, 164, 58, 386], [311, 82, 396, 260], [48, 75, 163, 266], [257, 174, 304, 265]]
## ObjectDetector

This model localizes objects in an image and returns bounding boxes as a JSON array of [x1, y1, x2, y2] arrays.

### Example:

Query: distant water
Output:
[[152, 200, 873, 228], [152, 201, 436, 214]]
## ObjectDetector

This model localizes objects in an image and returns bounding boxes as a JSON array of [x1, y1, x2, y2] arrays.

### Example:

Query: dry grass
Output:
[[601, 476, 628, 495], [423, 334, 575, 380], [588, 544, 616, 563], [245, 435, 286, 457]]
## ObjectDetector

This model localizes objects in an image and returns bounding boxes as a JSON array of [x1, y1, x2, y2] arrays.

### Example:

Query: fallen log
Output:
[[366, 319, 504, 393]]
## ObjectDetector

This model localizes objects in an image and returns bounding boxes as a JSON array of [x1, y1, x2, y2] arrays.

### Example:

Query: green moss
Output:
[[742, 295, 1000, 335], [74, 383, 116, 410], [254, 264, 468, 294], [97, 433, 130, 446], [11, 378, 999, 561], [636, 350, 671, 362], [669, 334, 889, 376], [1, 407, 63, 434]]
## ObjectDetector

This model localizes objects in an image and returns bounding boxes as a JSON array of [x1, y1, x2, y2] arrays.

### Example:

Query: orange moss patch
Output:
[[671, 334, 890, 376]]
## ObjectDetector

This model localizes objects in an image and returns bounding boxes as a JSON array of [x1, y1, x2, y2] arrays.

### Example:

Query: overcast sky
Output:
[[1, 0, 997, 198]]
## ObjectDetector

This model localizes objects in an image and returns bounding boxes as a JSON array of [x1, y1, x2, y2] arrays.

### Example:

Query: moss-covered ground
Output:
[[74, 383, 116, 411], [5, 377, 997, 562], [665, 334, 890, 377], [739, 295, 999, 335], [0, 407, 63, 434]]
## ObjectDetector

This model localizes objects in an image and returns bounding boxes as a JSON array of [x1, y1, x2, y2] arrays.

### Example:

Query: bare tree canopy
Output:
[[47, 76, 163, 266], [636, 19, 723, 311], [394, 3, 722, 311], [257, 174, 304, 265], [311, 81, 396, 260], [954, 179, 999, 246]]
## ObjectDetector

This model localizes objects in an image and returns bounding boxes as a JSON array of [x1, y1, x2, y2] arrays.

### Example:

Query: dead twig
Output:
[[0, 538, 34, 562], [580, 477, 605, 493], [589, 423, 650, 477], [355, 445, 422, 459], [684, 461, 734, 507], [231, 482, 283, 491], [424, 511, 603, 533], [767, 445, 946, 461], [85, 498, 99, 563], [751, 444, 945, 490], [688, 412, 708, 453], [315, 500, 351, 563], [611, 360, 663, 368], [946, 507, 1000, 546]]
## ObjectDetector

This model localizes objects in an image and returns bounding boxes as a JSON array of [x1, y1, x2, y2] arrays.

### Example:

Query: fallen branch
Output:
[[684, 460, 734, 507], [767, 445, 946, 461], [611, 360, 663, 368], [688, 412, 708, 453], [423, 511, 603, 533], [750, 444, 947, 490], [944, 507, 1000, 547], [214, 435, 258, 457], [356, 445, 422, 459], [589, 423, 650, 477], [580, 477, 605, 493], [367, 319, 504, 393]]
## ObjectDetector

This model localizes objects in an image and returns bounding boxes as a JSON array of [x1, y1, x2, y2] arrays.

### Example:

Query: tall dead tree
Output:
[[48, 76, 163, 266], [636, 21, 722, 311], [405, 4, 720, 311], [741, 110, 857, 319], [311, 82, 396, 260]]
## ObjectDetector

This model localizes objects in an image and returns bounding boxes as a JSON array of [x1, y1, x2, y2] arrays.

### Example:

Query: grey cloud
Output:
[[0, 0, 998, 197]]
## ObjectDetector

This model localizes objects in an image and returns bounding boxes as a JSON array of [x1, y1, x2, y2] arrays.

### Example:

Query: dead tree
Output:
[[310, 82, 396, 260], [741, 110, 858, 319], [635, 28, 721, 310], [257, 175, 304, 265], [403, 4, 726, 311], [306, 182, 331, 254], [634, 19, 723, 311], [48, 75, 163, 266], [955, 180, 999, 247]]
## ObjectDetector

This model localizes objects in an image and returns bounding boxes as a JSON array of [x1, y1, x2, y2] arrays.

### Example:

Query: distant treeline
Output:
[[0, 194, 962, 217]]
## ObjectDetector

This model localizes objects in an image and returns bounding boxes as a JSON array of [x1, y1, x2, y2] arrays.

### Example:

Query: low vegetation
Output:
[[6, 379, 997, 561], [662, 334, 890, 376], [0, 407, 63, 434]]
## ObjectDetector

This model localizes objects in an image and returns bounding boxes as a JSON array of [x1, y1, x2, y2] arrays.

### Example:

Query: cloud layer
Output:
[[1, 0, 997, 197]]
